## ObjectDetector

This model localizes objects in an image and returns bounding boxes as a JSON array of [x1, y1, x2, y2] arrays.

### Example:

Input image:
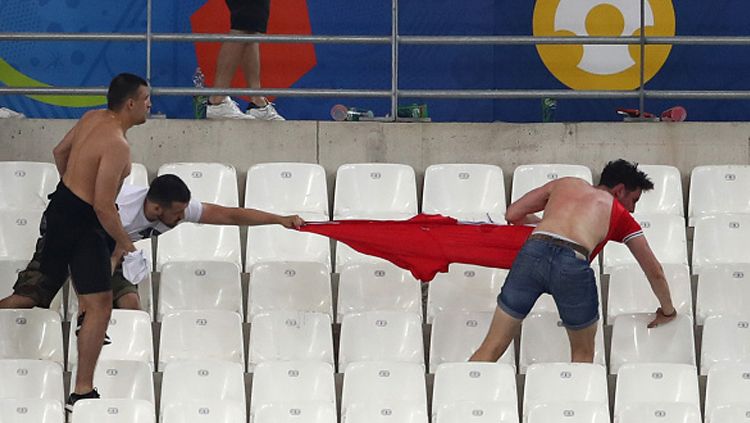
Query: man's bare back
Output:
[[60, 110, 131, 205], [534, 178, 615, 252]]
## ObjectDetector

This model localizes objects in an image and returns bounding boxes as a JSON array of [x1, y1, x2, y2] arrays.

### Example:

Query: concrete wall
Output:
[[2, 119, 749, 206]]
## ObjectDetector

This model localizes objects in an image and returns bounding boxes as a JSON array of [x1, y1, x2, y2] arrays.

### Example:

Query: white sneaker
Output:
[[246, 103, 285, 120], [207, 98, 255, 120]]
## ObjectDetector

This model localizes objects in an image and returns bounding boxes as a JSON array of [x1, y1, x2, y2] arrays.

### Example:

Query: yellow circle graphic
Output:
[[533, 0, 675, 90]]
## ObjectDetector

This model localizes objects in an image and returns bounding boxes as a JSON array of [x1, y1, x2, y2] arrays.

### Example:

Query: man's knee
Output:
[[78, 291, 114, 313], [0, 294, 38, 309], [115, 292, 141, 311]]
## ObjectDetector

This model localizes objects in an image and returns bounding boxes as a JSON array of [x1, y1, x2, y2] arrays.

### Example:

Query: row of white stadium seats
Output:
[[4, 160, 750, 223], [2, 207, 749, 274], [1, 360, 748, 423], [1, 307, 747, 376]]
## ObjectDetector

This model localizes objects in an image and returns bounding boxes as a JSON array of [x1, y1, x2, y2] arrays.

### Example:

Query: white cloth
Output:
[[122, 250, 151, 284], [116, 185, 203, 241]]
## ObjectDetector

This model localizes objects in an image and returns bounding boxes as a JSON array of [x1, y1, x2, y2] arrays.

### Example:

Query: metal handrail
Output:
[[2, 0, 749, 120]]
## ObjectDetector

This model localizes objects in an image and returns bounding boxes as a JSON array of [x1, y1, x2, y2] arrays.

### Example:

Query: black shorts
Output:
[[225, 0, 270, 33], [37, 182, 115, 296]]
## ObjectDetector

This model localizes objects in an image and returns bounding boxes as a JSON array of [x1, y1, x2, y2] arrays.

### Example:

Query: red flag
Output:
[[299, 214, 534, 282]]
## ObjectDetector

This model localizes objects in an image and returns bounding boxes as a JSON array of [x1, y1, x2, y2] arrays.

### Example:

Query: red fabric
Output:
[[299, 214, 533, 282], [590, 199, 644, 259]]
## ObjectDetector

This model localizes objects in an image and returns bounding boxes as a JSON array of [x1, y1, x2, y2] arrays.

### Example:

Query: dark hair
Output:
[[146, 174, 191, 207], [107, 73, 148, 111], [599, 159, 654, 191]]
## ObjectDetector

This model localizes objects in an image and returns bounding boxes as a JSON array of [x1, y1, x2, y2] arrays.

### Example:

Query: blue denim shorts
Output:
[[498, 238, 599, 330]]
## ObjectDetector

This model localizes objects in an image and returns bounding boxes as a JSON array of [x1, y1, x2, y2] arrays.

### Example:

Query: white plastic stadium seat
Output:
[[523, 363, 608, 418], [0, 208, 43, 260], [70, 360, 154, 404], [161, 400, 245, 423], [635, 165, 684, 216], [250, 361, 336, 421], [614, 363, 700, 418], [607, 263, 692, 325], [155, 223, 242, 271], [429, 312, 515, 373], [519, 313, 606, 373], [701, 315, 750, 375], [688, 165, 750, 225], [158, 260, 242, 321], [247, 261, 332, 322], [341, 361, 427, 420], [247, 311, 334, 371], [0, 161, 59, 210], [337, 262, 421, 323], [123, 163, 149, 187], [616, 402, 702, 423], [68, 310, 154, 371], [603, 213, 687, 272], [344, 402, 428, 423], [705, 363, 750, 423], [0, 309, 63, 364], [161, 360, 245, 420], [434, 402, 519, 423], [696, 265, 750, 324], [422, 164, 506, 222], [511, 164, 592, 203], [432, 362, 517, 422], [610, 314, 695, 374], [245, 162, 329, 218], [0, 399, 63, 423], [0, 259, 27, 298], [527, 402, 610, 423], [158, 310, 244, 370], [426, 264, 507, 323], [158, 162, 238, 207], [707, 404, 750, 423], [0, 359, 64, 403], [71, 399, 155, 423], [245, 225, 331, 272], [692, 214, 750, 275], [253, 402, 337, 423], [333, 163, 417, 220], [339, 311, 424, 371]]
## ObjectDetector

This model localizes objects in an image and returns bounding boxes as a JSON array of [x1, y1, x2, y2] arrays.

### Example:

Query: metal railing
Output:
[[2, 0, 750, 120]]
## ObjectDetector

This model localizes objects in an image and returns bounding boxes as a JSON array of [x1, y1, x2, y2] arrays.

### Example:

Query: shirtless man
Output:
[[0, 173, 304, 312], [38, 73, 150, 412], [470, 159, 677, 363]]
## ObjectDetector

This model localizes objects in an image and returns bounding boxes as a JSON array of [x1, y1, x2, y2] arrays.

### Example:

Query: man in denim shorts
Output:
[[470, 160, 677, 363]]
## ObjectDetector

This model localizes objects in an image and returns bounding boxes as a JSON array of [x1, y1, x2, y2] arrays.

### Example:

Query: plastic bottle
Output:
[[192, 67, 207, 119]]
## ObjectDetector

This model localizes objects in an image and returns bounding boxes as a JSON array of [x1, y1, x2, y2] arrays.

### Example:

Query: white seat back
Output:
[[615, 403, 701, 423], [339, 311, 424, 371], [156, 223, 241, 271], [610, 314, 695, 374], [161, 359, 245, 417], [422, 164, 506, 222], [0, 209, 43, 260], [123, 163, 149, 187], [246, 225, 331, 272], [692, 214, 750, 275], [707, 404, 750, 423], [333, 163, 417, 220], [341, 361, 427, 418], [0, 309, 63, 364], [253, 402, 337, 423], [614, 363, 700, 417], [337, 262, 421, 323], [0, 162, 59, 210], [0, 399, 63, 423], [344, 402, 428, 423], [158, 261, 242, 321], [432, 362, 516, 421], [161, 400, 245, 423], [426, 264, 506, 323], [524, 363, 608, 417], [635, 165, 684, 216], [527, 402, 610, 423], [248, 311, 334, 371], [603, 213, 687, 272], [245, 162, 329, 217], [0, 359, 63, 403], [697, 265, 750, 324], [705, 363, 750, 423], [158, 162, 238, 207], [248, 261, 332, 322], [71, 399, 155, 423], [70, 360, 154, 404], [250, 361, 336, 419], [511, 164, 592, 202], [689, 165, 750, 225], [158, 310, 244, 370], [435, 401, 519, 423], [701, 315, 750, 375]]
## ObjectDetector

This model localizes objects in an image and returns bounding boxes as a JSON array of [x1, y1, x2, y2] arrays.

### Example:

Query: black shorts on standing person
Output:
[[226, 0, 270, 33]]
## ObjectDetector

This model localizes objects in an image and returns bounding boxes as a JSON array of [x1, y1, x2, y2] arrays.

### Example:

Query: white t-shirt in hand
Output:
[[116, 185, 203, 241]]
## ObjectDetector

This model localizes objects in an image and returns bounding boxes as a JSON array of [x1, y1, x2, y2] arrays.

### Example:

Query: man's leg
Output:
[[74, 290, 113, 394], [239, 37, 265, 107], [115, 292, 141, 310], [209, 32, 246, 105], [565, 322, 598, 363], [0, 294, 37, 308], [469, 306, 522, 362]]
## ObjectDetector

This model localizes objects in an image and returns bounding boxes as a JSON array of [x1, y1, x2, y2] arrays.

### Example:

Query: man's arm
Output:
[[199, 203, 305, 228], [626, 236, 677, 327], [505, 182, 553, 225], [93, 141, 135, 255], [52, 124, 78, 175]]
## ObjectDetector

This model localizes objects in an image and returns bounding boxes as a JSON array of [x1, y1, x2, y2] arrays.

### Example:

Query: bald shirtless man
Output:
[[38, 73, 150, 412], [470, 159, 677, 364]]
